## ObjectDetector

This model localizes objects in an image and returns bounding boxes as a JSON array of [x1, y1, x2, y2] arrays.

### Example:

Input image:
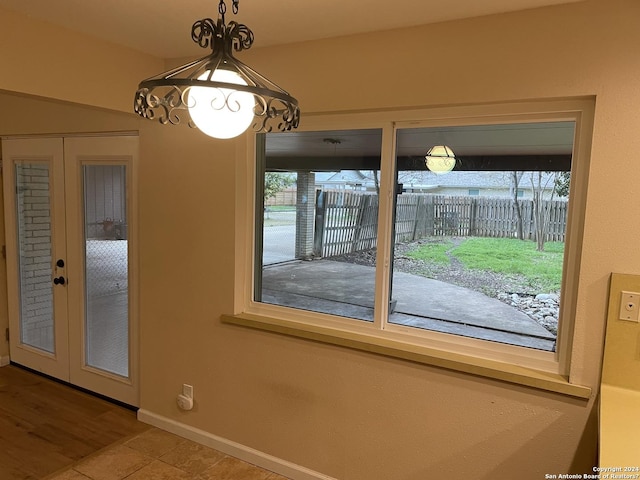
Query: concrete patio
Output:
[[261, 259, 557, 351]]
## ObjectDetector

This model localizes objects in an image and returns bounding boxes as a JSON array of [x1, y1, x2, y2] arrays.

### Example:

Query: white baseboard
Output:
[[137, 409, 336, 480], [0, 356, 9, 367]]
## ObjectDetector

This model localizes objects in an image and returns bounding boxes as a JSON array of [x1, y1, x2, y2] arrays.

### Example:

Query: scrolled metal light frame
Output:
[[134, 3, 300, 135]]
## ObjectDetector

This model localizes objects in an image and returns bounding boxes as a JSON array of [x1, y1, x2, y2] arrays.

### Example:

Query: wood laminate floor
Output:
[[0, 365, 148, 480], [0, 365, 290, 480]]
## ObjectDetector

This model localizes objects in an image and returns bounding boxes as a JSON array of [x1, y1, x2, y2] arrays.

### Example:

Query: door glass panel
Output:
[[83, 165, 129, 377], [15, 163, 54, 353]]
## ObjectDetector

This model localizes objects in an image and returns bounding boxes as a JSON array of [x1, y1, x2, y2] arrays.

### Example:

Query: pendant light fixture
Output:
[[425, 145, 456, 174], [133, 0, 300, 139]]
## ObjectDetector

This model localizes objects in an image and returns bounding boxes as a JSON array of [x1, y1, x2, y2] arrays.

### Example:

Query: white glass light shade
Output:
[[425, 145, 456, 175], [187, 70, 255, 139]]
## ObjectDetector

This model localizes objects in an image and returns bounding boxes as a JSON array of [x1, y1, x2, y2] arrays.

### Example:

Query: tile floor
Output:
[[45, 427, 290, 480]]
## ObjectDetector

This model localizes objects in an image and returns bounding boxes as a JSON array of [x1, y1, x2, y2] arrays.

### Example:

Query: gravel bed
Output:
[[330, 238, 559, 335]]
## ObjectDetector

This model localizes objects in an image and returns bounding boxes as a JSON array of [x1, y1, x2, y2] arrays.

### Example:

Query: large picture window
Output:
[[230, 101, 593, 393]]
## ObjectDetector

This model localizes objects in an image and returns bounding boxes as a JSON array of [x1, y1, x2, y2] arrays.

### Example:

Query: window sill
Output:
[[221, 313, 592, 400]]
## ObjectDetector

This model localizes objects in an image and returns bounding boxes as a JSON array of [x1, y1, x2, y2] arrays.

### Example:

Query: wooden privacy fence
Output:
[[315, 191, 568, 258], [265, 188, 297, 206], [314, 190, 380, 257]]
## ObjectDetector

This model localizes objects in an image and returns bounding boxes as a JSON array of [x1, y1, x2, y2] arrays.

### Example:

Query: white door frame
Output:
[[1, 135, 139, 406]]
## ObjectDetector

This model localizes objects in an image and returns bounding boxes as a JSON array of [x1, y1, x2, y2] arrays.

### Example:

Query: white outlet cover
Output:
[[619, 291, 640, 322]]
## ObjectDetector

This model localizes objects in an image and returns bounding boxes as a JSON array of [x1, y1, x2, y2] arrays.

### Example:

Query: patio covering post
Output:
[[295, 171, 316, 259]]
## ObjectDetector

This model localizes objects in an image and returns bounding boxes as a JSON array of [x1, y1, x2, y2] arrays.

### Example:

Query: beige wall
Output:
[[139, 1, 634, 478], [2, 0, 640, 478], [0, 6, 163, 112]]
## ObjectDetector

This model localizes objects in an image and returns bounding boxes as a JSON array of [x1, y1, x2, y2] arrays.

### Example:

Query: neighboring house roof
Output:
[[316, 170, 558, 191], [316, 170, 369, 185]]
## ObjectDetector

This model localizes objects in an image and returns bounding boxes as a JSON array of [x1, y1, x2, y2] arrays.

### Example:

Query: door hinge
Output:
[[5, 328, 8, 342]]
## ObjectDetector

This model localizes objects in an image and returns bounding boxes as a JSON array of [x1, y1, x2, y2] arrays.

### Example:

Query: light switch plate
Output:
[[619, 291, 640, 322]]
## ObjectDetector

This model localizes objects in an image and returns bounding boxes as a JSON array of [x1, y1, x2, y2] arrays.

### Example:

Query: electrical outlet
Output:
[[177, 384, 194, 411], [619, 291, 640, 322], [183, 384, 193, 399]]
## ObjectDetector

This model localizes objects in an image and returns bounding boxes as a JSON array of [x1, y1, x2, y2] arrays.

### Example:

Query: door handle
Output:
[[53, 276, 66, 286], [56, 259, 65, 268]]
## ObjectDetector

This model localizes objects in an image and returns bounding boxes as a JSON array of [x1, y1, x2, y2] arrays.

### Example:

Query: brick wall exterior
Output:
[[295, 172, 315, 259], [16, 164, 54, 352]]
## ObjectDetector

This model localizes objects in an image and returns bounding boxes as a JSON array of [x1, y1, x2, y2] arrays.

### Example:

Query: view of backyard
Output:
[[335, 236, 563, 335], [258, 122, 574, 351], [403, 237, 563, 294], [262, 202, 564, 338]]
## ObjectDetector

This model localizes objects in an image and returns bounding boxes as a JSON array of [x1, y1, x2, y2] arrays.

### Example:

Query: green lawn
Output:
[[404, 238, 454, 264], [265, 205, 296, 212], [406, 237, 564, 291], [263, 206, 296, 227]]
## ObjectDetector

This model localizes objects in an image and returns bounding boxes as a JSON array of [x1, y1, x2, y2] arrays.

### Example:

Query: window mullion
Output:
[[372, 123, 397, 330]]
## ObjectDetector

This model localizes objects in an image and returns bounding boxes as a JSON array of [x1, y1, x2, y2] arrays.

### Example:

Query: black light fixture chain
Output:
[[218, 0, 239, 23], [218, 0, 226, 23]]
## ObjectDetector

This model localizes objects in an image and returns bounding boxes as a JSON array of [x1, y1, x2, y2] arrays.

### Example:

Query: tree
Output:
[[554, 171, 570, 197], [371, 170, 380, 195], [511, 171, 525, 240], [530, 171, 559, 251], [264, 172, 295, 203]]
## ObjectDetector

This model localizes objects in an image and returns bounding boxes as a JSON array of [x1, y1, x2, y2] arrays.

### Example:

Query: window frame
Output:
[[224, 98, 595, 399]]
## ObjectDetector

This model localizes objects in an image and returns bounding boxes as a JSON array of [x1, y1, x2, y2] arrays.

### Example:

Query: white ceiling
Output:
[[0, 0, 582, 58], [266, 122, 576, 158]]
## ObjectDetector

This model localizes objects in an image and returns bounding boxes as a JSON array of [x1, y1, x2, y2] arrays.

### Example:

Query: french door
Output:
[[2, 136, 138, 406]]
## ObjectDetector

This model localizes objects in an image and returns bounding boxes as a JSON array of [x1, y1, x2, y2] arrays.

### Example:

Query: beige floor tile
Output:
[[197, 456, 273, 480], [47, 470, 93, 480], [125, 460, 192, 480], [159, 439, 226, 474], [266, 474, 292, 480], [124, 428, 186, 457], [73, 445, 153, 480]]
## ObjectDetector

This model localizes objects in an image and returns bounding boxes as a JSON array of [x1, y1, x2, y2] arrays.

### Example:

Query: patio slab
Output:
[[261, 259, 556, 351]]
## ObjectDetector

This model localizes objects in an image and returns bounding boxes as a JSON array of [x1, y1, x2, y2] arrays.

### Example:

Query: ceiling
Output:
[[0, 0, 583, 58], [0, 0, 578, 165], [266, 122, 576, 158]]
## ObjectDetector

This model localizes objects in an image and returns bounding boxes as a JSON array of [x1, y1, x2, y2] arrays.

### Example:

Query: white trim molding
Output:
[[137, 409, 337, 480]]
